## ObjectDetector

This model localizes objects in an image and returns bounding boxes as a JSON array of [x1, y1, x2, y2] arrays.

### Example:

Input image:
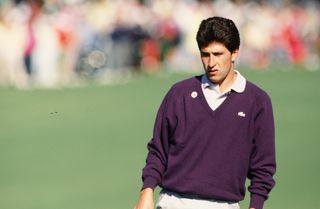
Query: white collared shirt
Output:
[[201, 70, 246, 111]]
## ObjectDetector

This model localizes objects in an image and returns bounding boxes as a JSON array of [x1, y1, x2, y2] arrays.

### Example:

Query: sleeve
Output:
[[248, 94, 276, 209], [141, 88, 175, 190]]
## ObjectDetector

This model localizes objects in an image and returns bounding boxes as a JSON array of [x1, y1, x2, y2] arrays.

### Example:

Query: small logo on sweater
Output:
[[238, 112, 246, 117], [191, 91, 198, 98]]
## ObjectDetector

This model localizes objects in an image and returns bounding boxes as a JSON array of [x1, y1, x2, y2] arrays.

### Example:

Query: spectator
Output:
[[0, 0, 319, 88]]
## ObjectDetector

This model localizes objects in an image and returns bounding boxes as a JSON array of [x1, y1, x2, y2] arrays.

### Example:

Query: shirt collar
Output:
[[201, 70, 246, 93]]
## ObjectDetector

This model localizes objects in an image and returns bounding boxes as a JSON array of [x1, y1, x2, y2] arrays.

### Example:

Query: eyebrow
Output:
[[200, 51, 224, 56]]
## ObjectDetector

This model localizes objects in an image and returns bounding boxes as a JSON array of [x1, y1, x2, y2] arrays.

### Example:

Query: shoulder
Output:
[[172, 75, 201, 88], [157, 76, 201, 114], [161, 75, 201, 105], [168, 75, 201, 97], [244, 81, 272, 107], [169, 75, 201, 94], [245, 81, 271, 99]]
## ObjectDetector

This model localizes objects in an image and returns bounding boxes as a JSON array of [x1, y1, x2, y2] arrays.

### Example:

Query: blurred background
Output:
[[1, 1, 320, 209], [0, 0, 319, 88]]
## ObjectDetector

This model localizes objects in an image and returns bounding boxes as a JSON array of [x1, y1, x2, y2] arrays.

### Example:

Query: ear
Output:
[[231, 49, 239, 62]]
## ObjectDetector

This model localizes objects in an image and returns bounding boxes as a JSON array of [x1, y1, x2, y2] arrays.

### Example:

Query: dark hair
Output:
[[196, 16, 240, 53]]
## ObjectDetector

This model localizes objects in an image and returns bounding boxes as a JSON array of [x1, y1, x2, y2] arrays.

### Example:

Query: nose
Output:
[[208, 54, 216, 67]]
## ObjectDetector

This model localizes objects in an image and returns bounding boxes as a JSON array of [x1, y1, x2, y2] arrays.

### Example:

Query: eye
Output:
[[200, 52, 210, 57], [213, 52, 223, 56]]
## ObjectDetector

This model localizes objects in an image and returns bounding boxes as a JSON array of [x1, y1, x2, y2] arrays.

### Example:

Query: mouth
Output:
[[207, 69, 218, 76]]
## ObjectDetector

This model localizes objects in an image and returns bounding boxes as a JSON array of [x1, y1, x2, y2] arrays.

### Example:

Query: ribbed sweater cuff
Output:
[[141, 177, 158, 191], [250, 194, 265, 209]]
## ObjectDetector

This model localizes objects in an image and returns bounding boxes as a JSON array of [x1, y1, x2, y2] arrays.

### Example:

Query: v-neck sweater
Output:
[[142, 75, 276, 209]]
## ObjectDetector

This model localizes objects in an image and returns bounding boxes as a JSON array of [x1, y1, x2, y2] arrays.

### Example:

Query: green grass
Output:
[[0, 69, 320, 209]]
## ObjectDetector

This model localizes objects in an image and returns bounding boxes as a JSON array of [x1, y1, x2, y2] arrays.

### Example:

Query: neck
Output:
[[219, 69, 237, 93]]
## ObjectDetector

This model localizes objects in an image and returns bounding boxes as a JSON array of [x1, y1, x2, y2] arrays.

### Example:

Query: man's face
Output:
[[200, 42, 238, 85]]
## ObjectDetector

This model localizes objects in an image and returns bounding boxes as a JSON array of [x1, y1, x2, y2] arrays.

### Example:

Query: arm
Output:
[[141, 90, 172, 190], [137, 89, 175, 207], [134, 188, 154, 209], [248, 95, 276, 209], [142, 87, 176, 190]]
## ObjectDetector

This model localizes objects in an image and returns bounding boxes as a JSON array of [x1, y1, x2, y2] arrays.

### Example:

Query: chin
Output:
[[207, 77, 218, 84]]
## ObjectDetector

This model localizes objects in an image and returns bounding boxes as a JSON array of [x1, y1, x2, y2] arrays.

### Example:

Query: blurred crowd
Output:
[[0, 0, 319, 88]]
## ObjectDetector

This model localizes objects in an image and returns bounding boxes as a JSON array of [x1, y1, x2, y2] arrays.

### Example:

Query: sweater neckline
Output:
[[194, 76, 234, 116]]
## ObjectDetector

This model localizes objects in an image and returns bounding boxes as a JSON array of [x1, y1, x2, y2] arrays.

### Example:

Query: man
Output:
[[134, 16, 276, 209]]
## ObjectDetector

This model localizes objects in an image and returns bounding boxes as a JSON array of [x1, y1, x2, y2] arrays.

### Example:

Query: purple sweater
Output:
[[142, 76, 276, 209]]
